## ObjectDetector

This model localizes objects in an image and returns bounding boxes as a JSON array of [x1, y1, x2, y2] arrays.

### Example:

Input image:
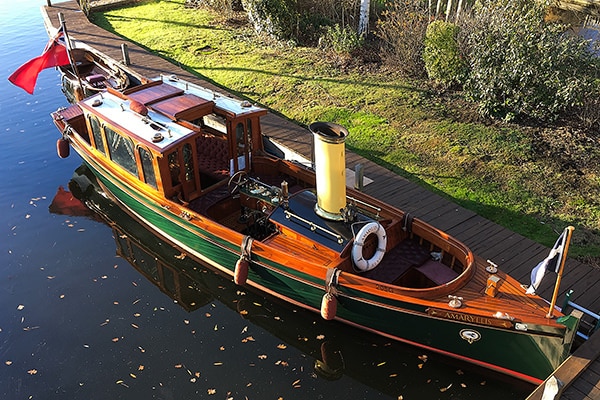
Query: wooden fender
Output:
[[320, 293, 337, 320], [352, 222, 387, 271], [57, 138, 70, 158], [234, 236, 253, 286], [234, 258, 249, 285]]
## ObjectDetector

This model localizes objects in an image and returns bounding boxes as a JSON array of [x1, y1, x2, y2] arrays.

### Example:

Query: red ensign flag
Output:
[[8, 29, 71, 94]]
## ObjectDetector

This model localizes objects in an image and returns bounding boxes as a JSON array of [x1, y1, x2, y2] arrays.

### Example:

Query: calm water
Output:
[[1, 1, 532, 399]]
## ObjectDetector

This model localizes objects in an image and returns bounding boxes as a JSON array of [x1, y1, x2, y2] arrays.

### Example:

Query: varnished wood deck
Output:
[[42, 1, 600, 394]]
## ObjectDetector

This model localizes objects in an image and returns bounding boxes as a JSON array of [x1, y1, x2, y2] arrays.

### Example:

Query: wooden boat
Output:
[[50, 75, 580, 384], [59, 164, 535, 395], [59, 42, 147, 103]]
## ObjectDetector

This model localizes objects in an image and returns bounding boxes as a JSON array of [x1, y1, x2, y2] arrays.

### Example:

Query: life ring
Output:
[[352, 222, 387, 272]]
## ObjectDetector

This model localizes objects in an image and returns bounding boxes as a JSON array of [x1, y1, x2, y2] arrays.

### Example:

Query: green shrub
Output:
[[241, 0, 297, 41], [319, 24, 364, 54], [461, 0, 600, 122], [423, 20, 466, 88], [376, 0, 429, 78]]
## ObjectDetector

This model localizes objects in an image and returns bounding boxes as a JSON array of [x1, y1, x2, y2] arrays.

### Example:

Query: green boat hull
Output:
[[82, 156, 576, 384]]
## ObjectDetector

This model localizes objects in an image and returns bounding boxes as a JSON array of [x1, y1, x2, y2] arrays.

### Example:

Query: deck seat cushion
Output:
[[196, 135, 229, 180]]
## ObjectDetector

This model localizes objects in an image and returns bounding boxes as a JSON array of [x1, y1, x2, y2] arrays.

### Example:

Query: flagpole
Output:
[[58, 13, 84, 101], [546, 226, 575, 318]]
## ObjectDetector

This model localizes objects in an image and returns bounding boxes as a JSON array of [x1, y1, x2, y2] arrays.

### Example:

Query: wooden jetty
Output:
[[527, 324, 600, 400], [41, 1, 600, 395]]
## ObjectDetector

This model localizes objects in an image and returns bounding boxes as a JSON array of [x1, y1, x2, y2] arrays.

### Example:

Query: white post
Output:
[[358, 0, 370, 36]]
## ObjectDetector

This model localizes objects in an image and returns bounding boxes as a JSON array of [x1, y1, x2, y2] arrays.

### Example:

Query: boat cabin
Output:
[[64, 77, 267, 203]]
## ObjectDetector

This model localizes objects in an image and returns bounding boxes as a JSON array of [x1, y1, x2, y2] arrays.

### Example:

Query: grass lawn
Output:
[[90, 0, 599, 264]]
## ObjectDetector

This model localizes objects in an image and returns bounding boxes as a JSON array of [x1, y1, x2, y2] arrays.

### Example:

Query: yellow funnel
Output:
[[310, 122, 348, 221]]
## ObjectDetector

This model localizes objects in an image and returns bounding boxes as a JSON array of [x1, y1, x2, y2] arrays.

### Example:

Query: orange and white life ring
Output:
[[352, 222, 387, 272]]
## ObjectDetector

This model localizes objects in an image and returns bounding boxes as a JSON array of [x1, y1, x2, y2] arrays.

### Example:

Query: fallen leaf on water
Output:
[[183, 320, 189, 325], [214, 362, 223, 366], [316, 334, 325, 340], [389, 373, 398, 377], [5, 361, 12, 366], [190, 377, 196, 383], [17, 305, 25, 310], [456, 369, 464, 375], [253, 302, 262, 307], [138, 346, 146, 353], [194, 372, 200, 378], [205, 313, 211, 318], [47, 276, 55, 280], [23, 326, 40, 331], [25, 214, 31, 219], [219, 346, 225, 351], [480, 381, 486, 386], [461, 383, 467, 388], [207, 389, 216, 395], [239, 310, 248, 316], [242, 336, 255, 343], [59, 294, 65, 299], [27, 369, 38, 375], [133, 313, 141, 318], [112, 337, 119, 343], [131, 324, 139, 329], [418, 355, 428, 361], [277, 344, 287, 350], [100, 319, 110, 326], [132, 299, 141, 305], [129, 373, 136, 379], [440, 383, 452, 392], [138, 365, 144, 371], [417, 363, 423, 369], [174, 252, 187, 260], [258, 354, 267, 360], [377, 361, 386, 367], [175, 364, 183, 369]]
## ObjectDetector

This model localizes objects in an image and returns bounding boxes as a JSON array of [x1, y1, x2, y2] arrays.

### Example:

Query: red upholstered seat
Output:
[[196, 135, 229, 180]]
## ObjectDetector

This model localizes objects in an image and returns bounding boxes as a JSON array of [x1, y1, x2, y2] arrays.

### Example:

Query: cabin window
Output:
[[89, 115, 105, 154], [182, 143, 195, 182], [246, 118, 253, 148], [235, 123, 245, 156], [139, 147, 157, 189], [104, 126, 138, 176], [168, 150, 181, 186]]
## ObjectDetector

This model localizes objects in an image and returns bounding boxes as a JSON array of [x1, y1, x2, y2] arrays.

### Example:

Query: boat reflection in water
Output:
[[51, 164, 532, 398]]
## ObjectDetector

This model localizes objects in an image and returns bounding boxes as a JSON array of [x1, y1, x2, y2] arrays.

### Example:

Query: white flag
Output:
[[526, 229, 567, 295]]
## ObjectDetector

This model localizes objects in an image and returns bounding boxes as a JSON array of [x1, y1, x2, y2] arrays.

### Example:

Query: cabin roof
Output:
[[80, 91, 196, 152], [157, 75, 267, 118]]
